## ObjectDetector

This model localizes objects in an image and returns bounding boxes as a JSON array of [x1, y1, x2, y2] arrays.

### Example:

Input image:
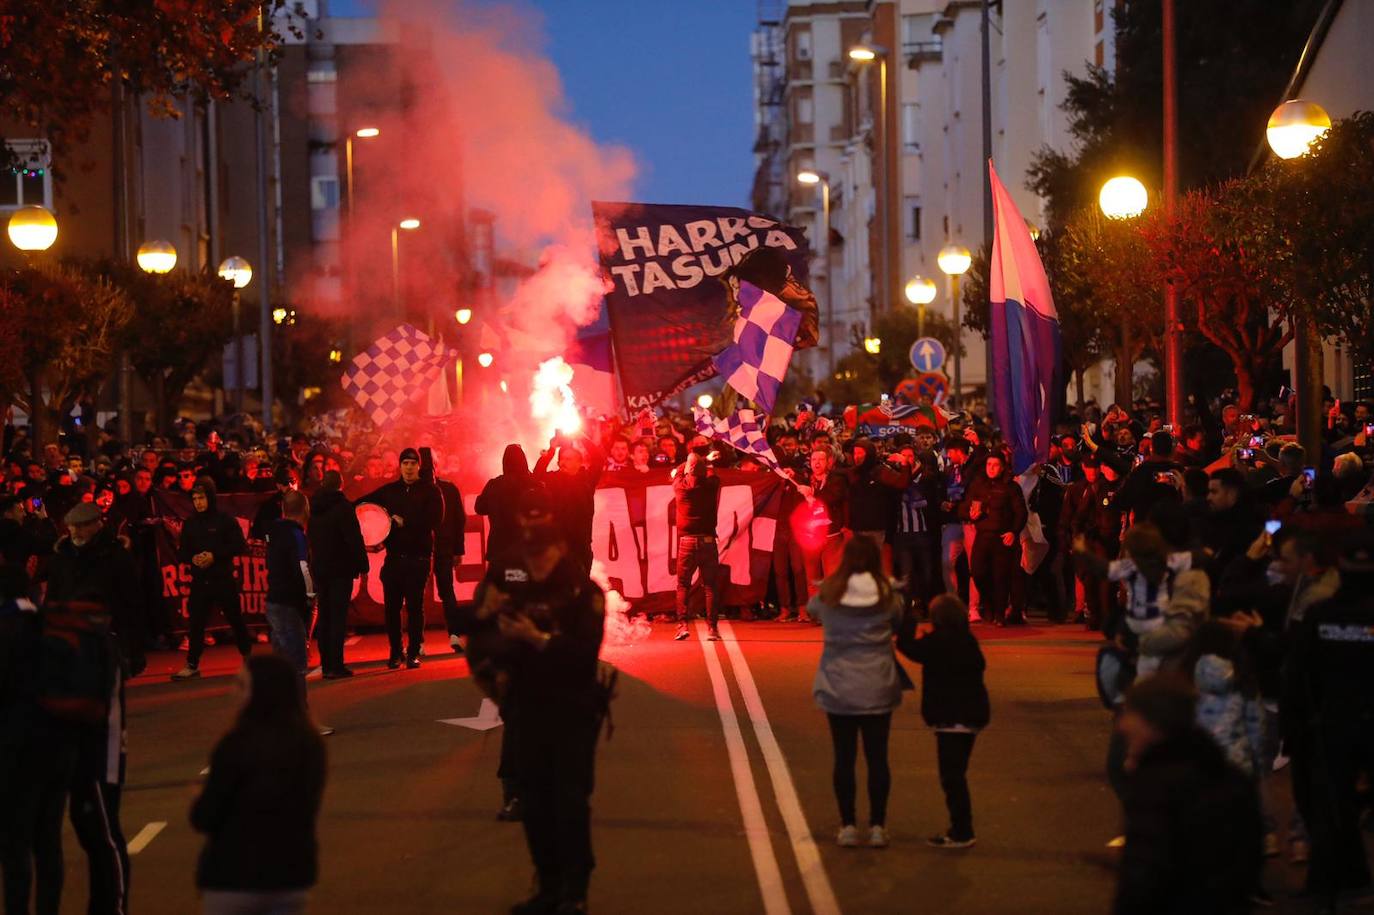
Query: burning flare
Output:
[[530, 356, 582, 439]]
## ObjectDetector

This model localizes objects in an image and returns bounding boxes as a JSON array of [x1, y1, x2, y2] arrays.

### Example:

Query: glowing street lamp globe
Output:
[[1099, 176, 1148, 219], [455, 307, 472, 325], [848, 45, 879, 63], [477, 352, 494, 368], [797, 170, 822, 186], [863, 337, 882, 355], [1266, 99, 1331, 160], [398, 217, 421, 230], [136, 239, 177, 274], [218, 256, 253, 289], [937, 244, 972, 277], [7, 205, 57, 252], [355, 126, 381, 139], [696, 393, 714, 409], [904, 276, 937, 306]]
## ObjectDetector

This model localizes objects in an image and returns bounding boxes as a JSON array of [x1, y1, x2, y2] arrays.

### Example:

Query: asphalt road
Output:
[[52, 619, 1342, 914]]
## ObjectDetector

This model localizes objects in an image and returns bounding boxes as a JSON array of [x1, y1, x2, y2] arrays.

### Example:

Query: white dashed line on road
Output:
[[127, 821, 167, 855]]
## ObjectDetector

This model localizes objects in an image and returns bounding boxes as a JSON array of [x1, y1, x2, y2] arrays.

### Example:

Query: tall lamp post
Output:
[[848, 43, 893, 317], [797, 168, 836, 374], [218, 256, 253, 414], [904, 275, 937, 339], [1099, 176, 1148, 408], [391, 218, 420, 316], [134, 240, 177, 440], [344, 126, 380, 223], [938, 244, 971, 407], [1267, 98, 1332, 462]]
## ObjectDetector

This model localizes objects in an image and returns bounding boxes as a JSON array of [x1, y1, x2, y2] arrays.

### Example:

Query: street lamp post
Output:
[[798, 169, 836, 374], [849, 43, 893, 318], [1100, 176, 1149, 410], [136, 239, 178, 438], [344, 127, 380, 224], [1267, 98, 1333, 463], [1161, 0, 1183, 431], [938, 244, 971, 408], [218, 256, 253, 414], [904, 275, 937, 339], [391, 218, 420, 316]]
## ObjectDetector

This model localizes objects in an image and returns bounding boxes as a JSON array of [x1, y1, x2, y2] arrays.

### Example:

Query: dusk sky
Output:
[[329, 0, 759, 208]]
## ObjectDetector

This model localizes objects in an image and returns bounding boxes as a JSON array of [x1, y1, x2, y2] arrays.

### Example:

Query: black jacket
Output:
[[434, 478, 467, 558], [674, 468, 721, 536], [1113, 458, 1183, 520], [847, 447, 910, 533], [307, 488, 368, 582], [264, 518, 310, 610], [960, 471, 1027, 536], [1113, 729, 1262, 915], [1074, 476, 1124, 545], [48, 525, 145, 671], [179, 502, 247, 586], [896, 624, 990, 729], [191, 722, 326, 892], [359, 477, 442, 560], [475, 445, 535, 562], [534, 442, 604, 552]]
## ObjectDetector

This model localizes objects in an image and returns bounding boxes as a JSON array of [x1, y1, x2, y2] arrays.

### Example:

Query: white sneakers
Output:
[[836, 825, 889, 848], [170, 666, 200, 680]]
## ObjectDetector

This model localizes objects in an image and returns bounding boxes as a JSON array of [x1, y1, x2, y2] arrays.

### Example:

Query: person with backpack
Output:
[[173, 477, 253, 680], [46, 501, 144, 915], [809, 535, 905, 849], [897, 594, 990, 849], [191, 653, 327, 915]]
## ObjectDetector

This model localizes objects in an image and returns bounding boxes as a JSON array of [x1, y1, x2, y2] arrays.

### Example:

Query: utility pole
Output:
[[980, 0, 995, 418], [1161, 0, 1182, 428]]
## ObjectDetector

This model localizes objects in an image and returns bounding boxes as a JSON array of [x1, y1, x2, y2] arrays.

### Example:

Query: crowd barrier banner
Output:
[[156, 469, 787, 632]]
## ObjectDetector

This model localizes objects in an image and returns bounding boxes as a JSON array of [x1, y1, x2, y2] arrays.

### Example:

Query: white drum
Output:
[[356, 503, 392, 552]]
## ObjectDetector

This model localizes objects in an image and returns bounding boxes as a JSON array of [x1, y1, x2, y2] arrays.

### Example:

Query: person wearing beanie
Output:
[[172, 476, 253, 680], [1112, 675, 1262, 915], [358, 447, 442, 669]]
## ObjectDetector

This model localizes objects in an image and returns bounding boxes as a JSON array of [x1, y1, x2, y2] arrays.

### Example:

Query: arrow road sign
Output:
[[439, 698, 504, 731], [909, 337, 946, 374]]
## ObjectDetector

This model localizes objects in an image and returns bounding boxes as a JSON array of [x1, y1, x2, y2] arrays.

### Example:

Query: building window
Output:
[[905, 198, 922, 240], [796, 95, 814, 125], [902, 103, 922, 150], [794, 29, 812, 61], [1095, 40, 1104, 67], [1, 141, 52, 209], [310, 176, 339, 210]]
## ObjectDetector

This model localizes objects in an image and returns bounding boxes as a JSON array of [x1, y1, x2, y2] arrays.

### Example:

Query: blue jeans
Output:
[[265, 602, 309, 673]]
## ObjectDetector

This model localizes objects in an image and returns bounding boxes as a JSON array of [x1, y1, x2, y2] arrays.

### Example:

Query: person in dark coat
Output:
[[898, 594, 990, 848], [960, 453, 1028, 626], [420, 448, 468, 653], [1073, 457, 1125, 630], [173, 477, 252, 680], [846, 436, 910, 559], [191, 653, 326, 915], [359, 448, 442, 669], [532, 433, 604, 573], [475, 445, 535, 563], [1059, 455, 1098, 624], [1112, 675, 1262, 915], [308, 471, 368, 679], [673, 450, 723, 642]]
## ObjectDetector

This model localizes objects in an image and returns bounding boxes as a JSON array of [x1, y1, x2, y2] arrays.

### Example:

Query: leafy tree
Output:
[[0, 3, 302, 177], [101, 262, 236, 435], [1137, 185, 1293, 410], [272, 309, 351, 426], [0, 263, 133, 447], [1027, 0, 1326, 225]]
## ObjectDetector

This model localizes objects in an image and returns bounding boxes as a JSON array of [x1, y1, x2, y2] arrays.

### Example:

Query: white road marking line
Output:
[[720, 621, 841, 915], [200, 766, 210, 775], [345, 636, 360, 647], [695, 622, 791, 915], [126, 821, 166, 855]]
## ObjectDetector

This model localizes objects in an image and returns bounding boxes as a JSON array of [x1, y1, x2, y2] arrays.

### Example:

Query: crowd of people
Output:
[[0, 383, 1373, 913]]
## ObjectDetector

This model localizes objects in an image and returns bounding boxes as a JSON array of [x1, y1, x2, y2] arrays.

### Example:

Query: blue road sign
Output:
[[908, 337, 946, 374]]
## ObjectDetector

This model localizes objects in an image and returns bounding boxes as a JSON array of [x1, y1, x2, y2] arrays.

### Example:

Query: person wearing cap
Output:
[[359, 448, 442, 669], [47, 500, 146, 914], [1113, 675, 1263, 915], [172, 477, 253, 680], [1285, 533, 1374, 904], [465, 497, 606, 915]]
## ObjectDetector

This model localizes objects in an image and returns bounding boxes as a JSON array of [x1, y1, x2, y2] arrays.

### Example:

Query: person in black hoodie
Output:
[[532, 433, 604, 573], [1112, 675, 1262, 915], [846, 437, 910, 564], [476, 444, 535, 563], [359, 448, 442, 669], [420, 448, 468, 653], [898, 594, 990, 848], [673, 449, 722, 642], [191, 653, 326, 915], [960, 453, 1028, 626], [308, 471, 368, 679], [173, 477, 252, 680]]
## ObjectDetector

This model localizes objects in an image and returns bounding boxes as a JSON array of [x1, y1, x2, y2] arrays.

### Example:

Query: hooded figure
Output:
[[173, 476, 253, 678], [475, 445, 536, 563], [846, 437, 911, 538]]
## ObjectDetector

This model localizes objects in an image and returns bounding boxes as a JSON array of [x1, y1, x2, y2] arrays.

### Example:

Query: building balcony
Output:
[[904, 40, 943, 67]]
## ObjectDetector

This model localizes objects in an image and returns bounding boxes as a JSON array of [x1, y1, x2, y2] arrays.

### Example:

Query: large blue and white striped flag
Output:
[[988, 160, 1062, 473]]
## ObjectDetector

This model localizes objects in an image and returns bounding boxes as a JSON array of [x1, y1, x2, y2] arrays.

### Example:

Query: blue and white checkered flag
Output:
[[341, 324, 453, 428], [693, 406, 779, 469], [711, 281, 801, 415]]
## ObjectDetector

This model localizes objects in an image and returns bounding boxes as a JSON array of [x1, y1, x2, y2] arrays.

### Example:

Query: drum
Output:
[[356, 503, 392, 553]]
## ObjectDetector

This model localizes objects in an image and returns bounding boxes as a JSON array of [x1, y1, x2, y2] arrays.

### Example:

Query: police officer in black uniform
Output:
[[466, 497, 606, 915], [1288, 532, 1374, 909], [360, 448, 443, 669]]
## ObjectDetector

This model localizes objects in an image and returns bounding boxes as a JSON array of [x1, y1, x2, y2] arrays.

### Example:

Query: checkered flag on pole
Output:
[[340, 324, 454, 428], [693, 406, 779, 469], [711, 281, 801, 415]]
